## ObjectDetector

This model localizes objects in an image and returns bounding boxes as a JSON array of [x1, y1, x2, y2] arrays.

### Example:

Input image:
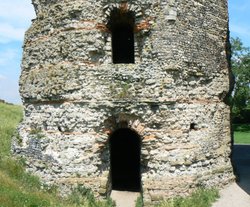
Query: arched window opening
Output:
[[109, 128, 141, 192], [108, 9, 135, 64]]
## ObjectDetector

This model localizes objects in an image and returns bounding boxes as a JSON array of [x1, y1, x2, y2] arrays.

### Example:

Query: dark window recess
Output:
[[112, 25, 134, 63], [108, 9, 135, 64]]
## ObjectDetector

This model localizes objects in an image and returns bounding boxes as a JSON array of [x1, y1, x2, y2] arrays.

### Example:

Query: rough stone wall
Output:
[[13, 0, 234, 205]]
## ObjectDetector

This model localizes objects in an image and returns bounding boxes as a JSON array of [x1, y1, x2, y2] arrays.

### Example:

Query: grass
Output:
[[0, 102, 23, 156], [233, 124, 250, 144], [0, 157, 114, 207], [0, 161, 59, 207], [135, 195, 143, 207], [155, 188, 219, 207]]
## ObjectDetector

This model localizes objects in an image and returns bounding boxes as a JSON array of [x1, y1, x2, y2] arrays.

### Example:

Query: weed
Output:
[[13, 130, 22, 145], [109, 82, 132, 99], [155, 188, 219, 207], [68, 184, 115, 207], [30, 128, 45, 139], [118, 83, 131, 98], [136, 194, 143, 207]]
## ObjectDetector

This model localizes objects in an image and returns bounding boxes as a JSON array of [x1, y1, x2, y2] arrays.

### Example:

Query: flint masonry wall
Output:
[[13, 0, 234, 205]]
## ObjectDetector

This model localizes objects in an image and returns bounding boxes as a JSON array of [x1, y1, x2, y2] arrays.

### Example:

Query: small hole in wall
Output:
[[190, 123, 197, 130], [43, 122, 48, 131], [150, 104, 159, 113], [58, 126, 62, 132]]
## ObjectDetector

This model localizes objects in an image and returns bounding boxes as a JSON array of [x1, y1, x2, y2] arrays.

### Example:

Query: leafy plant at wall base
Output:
[[30, 128, 45, 139], [154, 188, 219, 207], [136, 194, 143, 207], [68, 185, 115, 207]]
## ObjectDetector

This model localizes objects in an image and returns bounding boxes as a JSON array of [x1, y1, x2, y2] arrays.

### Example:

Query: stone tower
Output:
[[14, 0, 234, 204]]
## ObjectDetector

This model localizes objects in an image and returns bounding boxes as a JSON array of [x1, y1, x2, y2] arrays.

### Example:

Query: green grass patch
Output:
[[233, 124, 250, 144], [67, 185, 115, 207], [0, 158, 114, 207], [0, 102, 23, 156], [155, 188, 219, 207], [135, 195, 143, 207]]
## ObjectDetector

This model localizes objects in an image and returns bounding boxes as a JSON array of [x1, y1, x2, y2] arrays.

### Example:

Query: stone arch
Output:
[[109, 127, 141, 191], [101, 2, 151, 63], [103, 2, 143, 28], [103, 2, 151, 33]]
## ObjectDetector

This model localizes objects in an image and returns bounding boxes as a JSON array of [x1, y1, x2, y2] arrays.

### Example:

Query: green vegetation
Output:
[[68, 185, 115, 207], [118, 83, 131, 99], [0, 159, 114, 207], [0, 102, 23, 156], [0, 158, 114, 206], [135, 195, 143, 207], [233, 124, 250, 144], [30, 128, 46, 139], [230, 38, 250, 143], [0, 157, 61, 207], [230, 37, 250, 123], [155, 188, 219, 207]]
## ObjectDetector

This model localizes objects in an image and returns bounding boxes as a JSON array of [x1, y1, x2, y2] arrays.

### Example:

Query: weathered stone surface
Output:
[[13, 0, 234, 205]]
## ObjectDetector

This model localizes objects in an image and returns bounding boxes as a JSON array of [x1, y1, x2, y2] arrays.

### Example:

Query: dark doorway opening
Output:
[[108, 9, 135, 64], [109, 128, 141, 191]]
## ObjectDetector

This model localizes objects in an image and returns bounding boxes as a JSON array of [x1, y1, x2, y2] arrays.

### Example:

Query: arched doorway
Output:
[[109, 128, 141, 191]]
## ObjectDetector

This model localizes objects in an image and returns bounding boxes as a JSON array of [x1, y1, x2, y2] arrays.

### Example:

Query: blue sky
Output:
[[0, 0, 35, 104], [0, 0, 249, 104], [229, 0, 250, 47]]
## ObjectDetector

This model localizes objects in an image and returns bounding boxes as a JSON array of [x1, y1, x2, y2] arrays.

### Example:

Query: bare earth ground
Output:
[[111, 190, 140, 207], [212, 145, 250, 207]]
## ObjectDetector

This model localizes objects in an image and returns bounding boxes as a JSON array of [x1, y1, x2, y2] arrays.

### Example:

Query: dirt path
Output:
[[212, 183, 250, 207], [111, 190, 140, 207], [212, 145, 250, 207]]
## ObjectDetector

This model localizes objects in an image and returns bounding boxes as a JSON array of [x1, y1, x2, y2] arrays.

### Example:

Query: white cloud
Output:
[[0, 0, 35, 25], [0, 0, 35, 43], [0, 1, 34, 103]]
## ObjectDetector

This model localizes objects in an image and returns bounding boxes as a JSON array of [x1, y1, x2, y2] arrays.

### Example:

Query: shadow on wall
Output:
[[232, 145, 250, 194]]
